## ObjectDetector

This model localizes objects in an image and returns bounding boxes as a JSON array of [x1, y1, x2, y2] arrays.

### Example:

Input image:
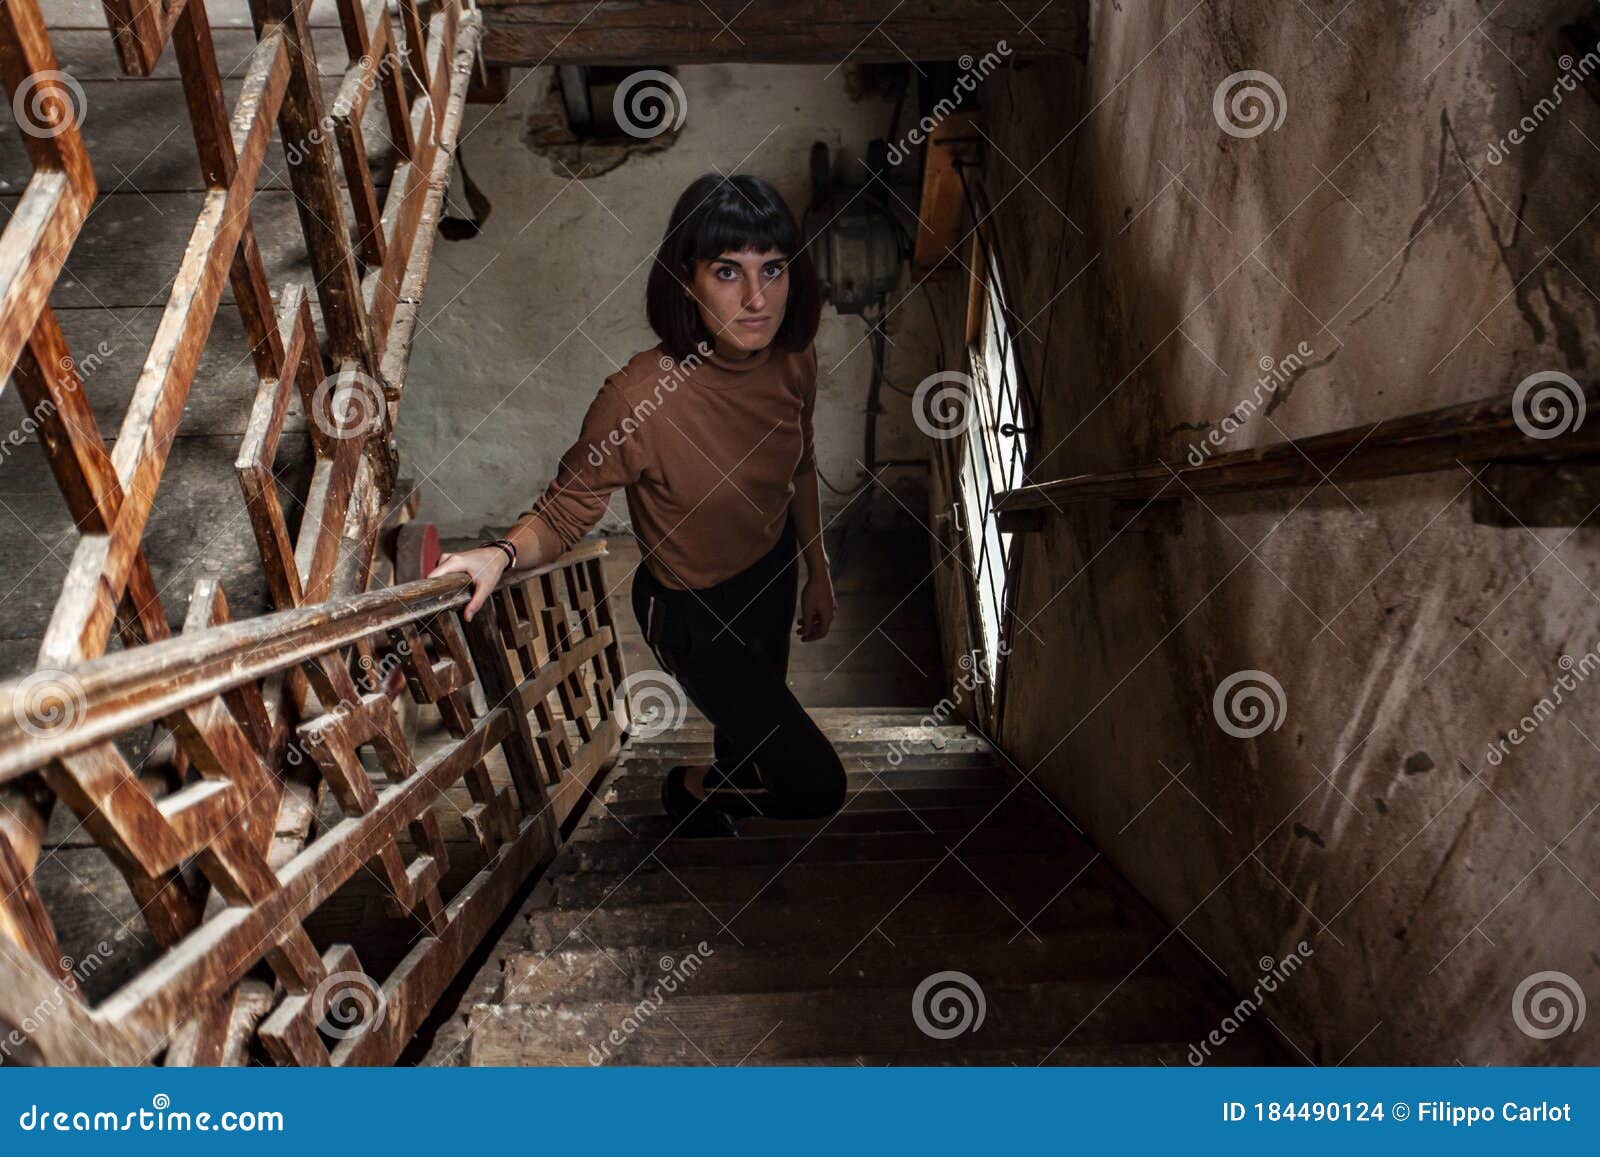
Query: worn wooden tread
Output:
[[525, 887, 1129, 953], [604, 745, 1004, 784], [746, 1039, 1276, 1066], [574, 799, 1062, 843], [496, 930, 1169, 1003], [466, 977, 1209, 1064], [553, 826, 1085, 873], [603, 783, 1013, 819], [549, 849, 1104, 909]]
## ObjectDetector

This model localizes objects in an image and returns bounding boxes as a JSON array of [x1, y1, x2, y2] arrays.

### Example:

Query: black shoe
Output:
[[662, 765, 740, 838]]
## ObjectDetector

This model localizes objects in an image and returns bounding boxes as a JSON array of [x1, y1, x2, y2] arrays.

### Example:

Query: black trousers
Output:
[[630, 511, 846, 820]]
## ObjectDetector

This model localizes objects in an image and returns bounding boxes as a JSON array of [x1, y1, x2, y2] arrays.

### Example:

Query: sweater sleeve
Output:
[[505, 378, 645, 563], [796, 344, 818, 476]]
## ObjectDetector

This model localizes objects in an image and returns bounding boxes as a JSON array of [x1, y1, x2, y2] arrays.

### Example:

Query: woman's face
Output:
[[687, 248, 790, 359]]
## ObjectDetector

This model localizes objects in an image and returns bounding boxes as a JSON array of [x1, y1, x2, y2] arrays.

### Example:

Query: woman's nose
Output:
[[745, 277, 766, 310]]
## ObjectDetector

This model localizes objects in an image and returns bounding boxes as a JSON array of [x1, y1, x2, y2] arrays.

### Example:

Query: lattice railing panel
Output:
[[0, 545, 629, 1066], [0, 0, 485, 1054]]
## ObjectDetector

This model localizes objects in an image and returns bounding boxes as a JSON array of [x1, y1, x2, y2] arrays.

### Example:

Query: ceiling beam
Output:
[[478, 1, 1087, 66]]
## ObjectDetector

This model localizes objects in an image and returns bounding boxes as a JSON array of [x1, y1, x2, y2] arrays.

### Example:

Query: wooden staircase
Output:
[[422, 708, 1280, 1066]]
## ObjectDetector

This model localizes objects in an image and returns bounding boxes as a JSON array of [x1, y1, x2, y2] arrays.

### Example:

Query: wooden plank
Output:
[[0, 305, 315, 443], [0, 431, 316, 652], [0, 74, 398, 192], [550, 848, 1102, 908], [247, 0, 371, 370], [556, 824, 1081, 873], [525, 886, 1121, 953], [43, 0, 344, 30], [913, 110, 979, 272], [575, 797, 1062, 843], [45, 27, 350, 77], [478, 0, 1087, 65], [500, 930, 1165, 1004], [0, 0, 96, 387], [996, 381, 1600, 519], [98, 0, 188, 75], [0, 190, 335, 309], [466, 978, 1195, 1064]]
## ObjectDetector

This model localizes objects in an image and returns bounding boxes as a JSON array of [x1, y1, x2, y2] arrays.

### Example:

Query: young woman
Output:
[[428, 173, 847, 836]]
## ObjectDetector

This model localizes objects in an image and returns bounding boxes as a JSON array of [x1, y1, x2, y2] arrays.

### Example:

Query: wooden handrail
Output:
[[995, 381, 1600, 525], [0, 540, 609, 782]]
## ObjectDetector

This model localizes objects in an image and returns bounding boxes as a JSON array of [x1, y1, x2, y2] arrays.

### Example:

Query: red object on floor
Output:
[[395, 521, 441, 584]]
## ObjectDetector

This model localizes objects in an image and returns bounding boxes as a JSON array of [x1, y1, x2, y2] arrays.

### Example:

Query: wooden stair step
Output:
[[779, 1037, 1278, 1066], [602, 759, 1010, 799], [624, 725, 989, 755], [602, 783, 1010, 818], [553, 826, 1085, 872], [574, 800, 1064, 843], [496, 929, 1168, 1003], [550, 850, 1104, 908], [524, 888, 1129, 953], [465, 977, 1208, 1064]]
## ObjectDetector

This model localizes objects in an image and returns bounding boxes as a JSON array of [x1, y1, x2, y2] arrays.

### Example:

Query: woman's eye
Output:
[[715, 267, 738, 280], [764, 264, 786, 280]]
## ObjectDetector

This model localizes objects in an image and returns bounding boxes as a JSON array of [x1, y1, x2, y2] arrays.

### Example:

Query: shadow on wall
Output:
[[969, 1, 1600, 1066]]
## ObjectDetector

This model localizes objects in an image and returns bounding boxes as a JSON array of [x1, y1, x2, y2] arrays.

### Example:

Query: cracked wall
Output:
[[969, 1, 1600, 1063]]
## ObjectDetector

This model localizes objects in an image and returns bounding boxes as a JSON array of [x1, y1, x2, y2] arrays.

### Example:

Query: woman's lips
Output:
[[736, 316, 770, 328]]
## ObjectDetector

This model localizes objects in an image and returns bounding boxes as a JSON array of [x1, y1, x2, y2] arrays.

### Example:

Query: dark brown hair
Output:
[[645, 173, 821, 361]]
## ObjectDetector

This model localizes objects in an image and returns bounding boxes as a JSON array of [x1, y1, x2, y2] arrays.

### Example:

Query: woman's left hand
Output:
[[797, 569, 835, 642]]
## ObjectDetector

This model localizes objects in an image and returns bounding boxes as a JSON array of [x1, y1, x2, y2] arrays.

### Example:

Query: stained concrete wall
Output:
[[957, 1, 1600, 1063], [403, 65, 934, 547]]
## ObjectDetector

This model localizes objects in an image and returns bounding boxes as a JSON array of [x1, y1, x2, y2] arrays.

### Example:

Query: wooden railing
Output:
[[0, 542, 629, 1065], [994, 381, 1600, 530], [0, 0, 500, 1064]]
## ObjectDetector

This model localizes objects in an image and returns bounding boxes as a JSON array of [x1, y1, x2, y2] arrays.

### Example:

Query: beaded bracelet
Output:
[[480, 538, 517, 568]]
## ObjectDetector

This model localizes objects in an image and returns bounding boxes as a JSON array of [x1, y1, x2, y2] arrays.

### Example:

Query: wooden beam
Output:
[[913, 109, 979, 273], [995, 382, 1600, 523], [478, 0, 1087, 65]]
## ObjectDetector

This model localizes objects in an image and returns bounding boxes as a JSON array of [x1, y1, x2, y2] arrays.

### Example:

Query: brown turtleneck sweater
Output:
[[504, 341, 817, 590]]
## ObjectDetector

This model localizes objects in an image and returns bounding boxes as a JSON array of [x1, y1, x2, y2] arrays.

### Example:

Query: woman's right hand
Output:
[[427, 547, 510, 622]]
